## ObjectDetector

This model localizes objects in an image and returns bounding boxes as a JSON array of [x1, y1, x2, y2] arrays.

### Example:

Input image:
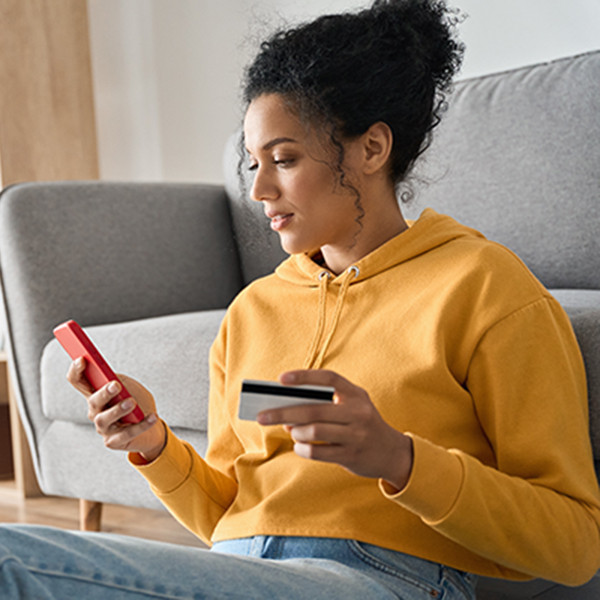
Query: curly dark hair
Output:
[[240, 0, 464, 202]]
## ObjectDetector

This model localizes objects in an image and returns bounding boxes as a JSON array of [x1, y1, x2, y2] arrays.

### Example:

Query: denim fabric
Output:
[[0, 524, 476, 599]]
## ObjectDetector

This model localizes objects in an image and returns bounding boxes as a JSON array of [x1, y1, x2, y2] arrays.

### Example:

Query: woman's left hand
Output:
[[257, 369, 413, 492]]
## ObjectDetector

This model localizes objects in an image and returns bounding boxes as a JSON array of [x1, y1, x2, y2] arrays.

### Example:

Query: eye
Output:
[[274, 158, 295, 167], [247, 162, 258, 172]]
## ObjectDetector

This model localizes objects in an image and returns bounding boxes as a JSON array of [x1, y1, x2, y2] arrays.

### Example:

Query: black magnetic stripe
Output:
[[241, 381, 333, 401]]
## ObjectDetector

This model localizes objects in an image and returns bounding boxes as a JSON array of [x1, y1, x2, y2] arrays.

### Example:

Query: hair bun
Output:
[[370, 0, 464, 92]]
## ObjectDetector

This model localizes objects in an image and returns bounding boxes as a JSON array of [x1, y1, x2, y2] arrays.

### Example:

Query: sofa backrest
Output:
[[403, 50, 600, 290], [223, 135, 287, 285]]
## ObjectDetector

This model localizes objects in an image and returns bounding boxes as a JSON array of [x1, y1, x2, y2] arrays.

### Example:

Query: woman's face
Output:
[[243, 93, 363, 257]]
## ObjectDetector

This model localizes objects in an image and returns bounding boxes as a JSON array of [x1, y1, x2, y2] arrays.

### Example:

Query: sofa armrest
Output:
[[0, 181, 243, 483], [36, 311, 223, 504]]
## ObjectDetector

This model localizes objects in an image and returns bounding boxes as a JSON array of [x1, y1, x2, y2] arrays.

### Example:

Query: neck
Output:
[[320, 193, 408, 275]]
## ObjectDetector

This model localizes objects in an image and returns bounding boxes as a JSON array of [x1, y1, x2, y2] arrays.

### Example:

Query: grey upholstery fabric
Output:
[[404, 51, 600, 290], [0, 182, 242, 490], [37, 420, 207, 509], [552, 292, 600, 460]]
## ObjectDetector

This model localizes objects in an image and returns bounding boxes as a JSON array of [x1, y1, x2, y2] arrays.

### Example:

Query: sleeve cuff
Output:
[[379, 433, 465, 524], [128, 422, 194, 494]]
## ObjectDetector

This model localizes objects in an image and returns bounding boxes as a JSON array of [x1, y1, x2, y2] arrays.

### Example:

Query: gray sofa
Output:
[[1, 50, 599, 598]]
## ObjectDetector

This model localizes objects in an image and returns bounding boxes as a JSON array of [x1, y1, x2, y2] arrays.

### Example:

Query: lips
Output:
[[266, 212, 294, 231]]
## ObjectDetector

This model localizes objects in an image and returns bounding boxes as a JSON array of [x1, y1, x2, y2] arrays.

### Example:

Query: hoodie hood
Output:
[[275, 209, 485, 286], [273, 209, 485, 369]]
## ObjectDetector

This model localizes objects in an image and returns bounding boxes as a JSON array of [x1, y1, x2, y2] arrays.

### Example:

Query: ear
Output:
[[361, 121, 393, 176]]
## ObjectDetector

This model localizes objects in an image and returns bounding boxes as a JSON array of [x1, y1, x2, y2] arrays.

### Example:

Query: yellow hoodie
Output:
[[131, 209, 600, 585]]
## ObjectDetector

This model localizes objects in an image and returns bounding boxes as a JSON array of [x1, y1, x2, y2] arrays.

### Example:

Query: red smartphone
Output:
[[53, 319, 144, 424]]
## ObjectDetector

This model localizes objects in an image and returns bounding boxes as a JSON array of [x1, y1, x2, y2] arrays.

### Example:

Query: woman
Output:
[[2, 1, 599, 598]]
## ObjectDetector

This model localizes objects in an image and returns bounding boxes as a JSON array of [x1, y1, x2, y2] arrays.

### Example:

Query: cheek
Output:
[[296, 168, 340, 208]]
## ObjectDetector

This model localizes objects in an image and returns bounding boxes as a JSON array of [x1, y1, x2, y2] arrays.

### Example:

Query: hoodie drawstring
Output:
[[303, 266, 360, 369], [302, 271, 330, 369]]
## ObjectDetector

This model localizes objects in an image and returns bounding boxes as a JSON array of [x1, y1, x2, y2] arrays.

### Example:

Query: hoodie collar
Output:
[[275, 209, 483, 287]]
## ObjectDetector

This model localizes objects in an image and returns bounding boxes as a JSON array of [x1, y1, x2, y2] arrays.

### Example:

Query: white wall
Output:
[[457, 0, 600, 78], [87, 0, 600, 185]]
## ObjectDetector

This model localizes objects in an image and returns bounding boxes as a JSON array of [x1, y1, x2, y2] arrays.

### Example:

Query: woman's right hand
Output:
[[67, 357, 167, 462]]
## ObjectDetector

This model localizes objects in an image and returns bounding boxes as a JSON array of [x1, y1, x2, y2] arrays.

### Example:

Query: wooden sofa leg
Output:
[[80, 499, 103, 531]]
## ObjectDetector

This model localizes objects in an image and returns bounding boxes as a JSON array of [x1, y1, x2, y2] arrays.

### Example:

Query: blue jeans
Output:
[[0, 524, 477, 599]]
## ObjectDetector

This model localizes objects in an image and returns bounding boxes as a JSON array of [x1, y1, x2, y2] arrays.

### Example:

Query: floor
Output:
[[0, 480, 206, 548]]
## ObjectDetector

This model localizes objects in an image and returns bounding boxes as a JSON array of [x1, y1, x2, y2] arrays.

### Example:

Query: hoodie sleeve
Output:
[[381, 297, 600, 585], [129, 423, 238, 545]]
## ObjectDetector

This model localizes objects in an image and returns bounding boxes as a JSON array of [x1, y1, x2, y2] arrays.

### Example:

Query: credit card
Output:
[[238, 379, 335, 421]]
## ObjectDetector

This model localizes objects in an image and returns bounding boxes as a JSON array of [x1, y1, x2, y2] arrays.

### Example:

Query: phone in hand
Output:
[[53, 319, 144, 424]]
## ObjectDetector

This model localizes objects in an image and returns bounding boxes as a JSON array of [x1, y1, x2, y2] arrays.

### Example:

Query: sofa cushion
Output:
[[551, 290, 600, 461], [40, 310, 225, 431]]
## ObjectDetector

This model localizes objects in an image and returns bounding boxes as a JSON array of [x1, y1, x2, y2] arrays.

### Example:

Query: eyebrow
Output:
[[262, 137, 298, 151], [245, 136, 299, 157]]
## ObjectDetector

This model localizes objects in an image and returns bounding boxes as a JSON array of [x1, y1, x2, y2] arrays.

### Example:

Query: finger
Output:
[[87, 380, 122, 421], [93, 397, 137, 433], [293, 440, 346, 464], [67, 357, 95, 396], [102, 413, 159, 451], [257, 401, 346, 426], [279, 369, 358, 400], [289, 422, 348, 445]]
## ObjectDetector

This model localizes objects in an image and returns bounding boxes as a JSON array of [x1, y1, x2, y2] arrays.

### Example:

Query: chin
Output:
[[279, 236, 307, 256]]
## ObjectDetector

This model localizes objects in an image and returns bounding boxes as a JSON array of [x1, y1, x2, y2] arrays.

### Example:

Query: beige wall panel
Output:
[[0, 0, 98, 185]]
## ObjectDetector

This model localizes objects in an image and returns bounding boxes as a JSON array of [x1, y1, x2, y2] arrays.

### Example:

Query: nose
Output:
[[249, 165, 279, 203]]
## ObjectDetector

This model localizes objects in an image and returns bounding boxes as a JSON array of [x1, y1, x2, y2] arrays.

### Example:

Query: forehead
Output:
[[244, 94, 305, 150]]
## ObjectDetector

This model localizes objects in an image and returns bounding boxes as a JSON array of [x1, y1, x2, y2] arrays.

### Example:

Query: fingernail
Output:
[[147, 414, 157, 424], [121, 399, 133, 410], [107, 381, 120, 394], [280, 372, 296, 384]]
